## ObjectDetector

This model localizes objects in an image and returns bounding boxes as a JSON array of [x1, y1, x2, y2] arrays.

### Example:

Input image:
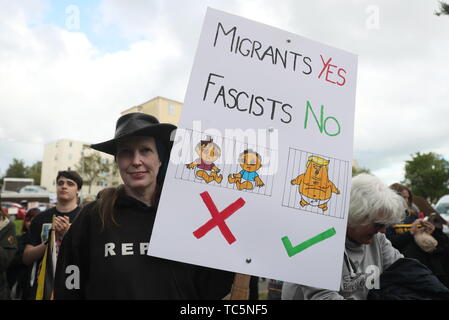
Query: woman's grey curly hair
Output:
[[348, 174, 406, 227]]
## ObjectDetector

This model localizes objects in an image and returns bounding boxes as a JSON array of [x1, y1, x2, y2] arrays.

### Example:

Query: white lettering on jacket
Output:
[[105, 243, 116, 257], [140, 242, 149, 255], [104, 242, 151, 257], [122, 243, 133, 255]]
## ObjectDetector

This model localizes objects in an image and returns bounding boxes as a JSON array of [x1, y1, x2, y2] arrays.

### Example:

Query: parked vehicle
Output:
[[28, 203, 49, 212], [0, 201, 27, 220], [1, 178, 34, 193], [19, 185, 49, 194], [436, 195, 449, 214]]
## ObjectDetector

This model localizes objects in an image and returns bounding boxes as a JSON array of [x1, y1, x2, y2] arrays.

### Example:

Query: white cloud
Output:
[[0, 1, 183, 171], [1, 0, 449, 188], [95, 0, 162, 40], [372, 162, 405, 186]]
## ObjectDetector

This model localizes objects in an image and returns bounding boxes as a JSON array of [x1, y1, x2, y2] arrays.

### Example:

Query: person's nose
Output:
[[131, 150, 143, 167]]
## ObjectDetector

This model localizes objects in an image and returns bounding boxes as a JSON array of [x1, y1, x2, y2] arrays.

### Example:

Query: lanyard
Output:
[[344, 251, 357, 278]]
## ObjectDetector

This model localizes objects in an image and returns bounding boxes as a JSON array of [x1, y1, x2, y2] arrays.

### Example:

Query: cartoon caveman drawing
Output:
[[228, 149, 265, 190], [186, 137, 223, 184], [291, 155, 340, 211]]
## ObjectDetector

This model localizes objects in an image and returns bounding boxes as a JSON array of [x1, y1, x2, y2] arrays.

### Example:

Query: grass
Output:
[[13, 219, 23, 235], [259, 291, 268, 300]]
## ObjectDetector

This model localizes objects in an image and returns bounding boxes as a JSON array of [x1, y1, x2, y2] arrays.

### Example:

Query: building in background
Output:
[[41, 139, 120, 199], [121, 96, 183, 125], [40, 97, 183, 200]]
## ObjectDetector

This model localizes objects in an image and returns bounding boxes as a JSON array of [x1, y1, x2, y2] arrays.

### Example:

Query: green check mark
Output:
[[282, 227, 337, 257]]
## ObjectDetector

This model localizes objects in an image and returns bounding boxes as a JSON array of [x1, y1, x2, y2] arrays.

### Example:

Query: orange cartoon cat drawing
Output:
[[291, 155, 340, 211]]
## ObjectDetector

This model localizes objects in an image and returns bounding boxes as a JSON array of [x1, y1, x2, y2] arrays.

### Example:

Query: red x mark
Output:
[[193, 191, 245, 245]]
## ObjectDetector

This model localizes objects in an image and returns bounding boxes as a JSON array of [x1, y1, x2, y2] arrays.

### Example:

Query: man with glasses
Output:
[[22, 171, 83, 296], [282, 174, 406, 300]]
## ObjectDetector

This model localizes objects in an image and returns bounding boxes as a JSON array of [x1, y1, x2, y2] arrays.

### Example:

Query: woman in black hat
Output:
[[54, 113, 234, 299]]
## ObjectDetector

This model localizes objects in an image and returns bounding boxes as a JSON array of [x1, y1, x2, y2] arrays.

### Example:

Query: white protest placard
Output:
[[148, 8, 357, 291]]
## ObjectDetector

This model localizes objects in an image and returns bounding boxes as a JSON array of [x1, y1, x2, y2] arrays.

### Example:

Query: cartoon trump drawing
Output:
[[228, 149, 265, 190], [186, 137, 223, 184], [291, 155, 340, 211]]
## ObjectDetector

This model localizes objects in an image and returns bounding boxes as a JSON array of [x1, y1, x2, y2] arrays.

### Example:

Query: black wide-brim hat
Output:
[[90, 112, 177, 155]]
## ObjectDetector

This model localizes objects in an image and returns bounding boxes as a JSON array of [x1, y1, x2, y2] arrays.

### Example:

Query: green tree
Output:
[[403, 152, 449, 203], [5, 158, 28, 178], [435, 1, 449, 16], [352, 166, 371, 177], [26, 161, 42, 185], [76, 153, 110, 194]]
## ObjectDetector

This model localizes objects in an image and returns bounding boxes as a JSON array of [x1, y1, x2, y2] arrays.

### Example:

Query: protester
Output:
[[7, 207, 41, 299], [386, 184, 435, 250], [0, 208, 18, 300], [282, 173, 405, 300], [22, 171, 83, 298], [54, 112, 234, 299], [390, 183, 421, 214], [386, 183, 449, 288], [386, 184, 434, 251]]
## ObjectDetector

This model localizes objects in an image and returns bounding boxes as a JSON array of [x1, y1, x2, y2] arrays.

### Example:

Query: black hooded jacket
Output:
[[368, 258, 449, 300], [54, 193, 234, 299]]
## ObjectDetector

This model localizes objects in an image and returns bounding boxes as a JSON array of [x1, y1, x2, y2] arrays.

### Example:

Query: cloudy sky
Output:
[[1, 0, 448, 186]]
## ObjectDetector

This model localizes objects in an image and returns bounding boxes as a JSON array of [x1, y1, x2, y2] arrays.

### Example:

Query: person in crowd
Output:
[[386, 183, 449, 288], [54, 112, 234, 299], [22, 171, 83, 297], [7, 207, 41, 299], [282, 173, 405, 300], [386, 183, 434, 252], [391, 183, 421, 214], [0, 208, 18, 300]]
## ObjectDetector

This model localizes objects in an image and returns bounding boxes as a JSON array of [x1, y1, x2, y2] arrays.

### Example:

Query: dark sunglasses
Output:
[[373, 222, 387, 229]]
